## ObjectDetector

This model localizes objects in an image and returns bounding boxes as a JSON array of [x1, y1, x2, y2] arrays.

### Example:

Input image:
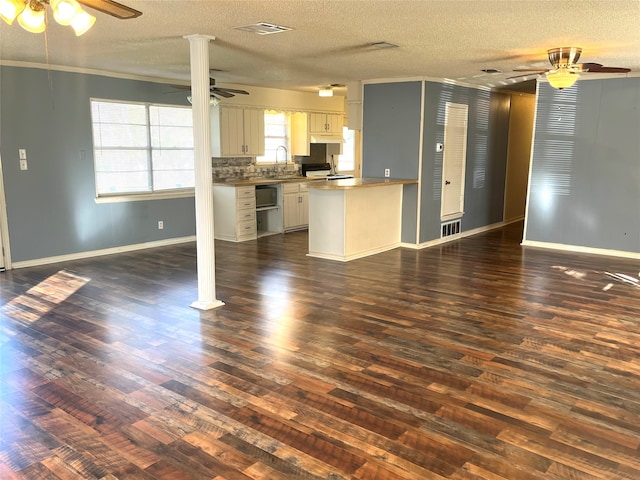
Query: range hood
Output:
[[310, 134, 343, 144]]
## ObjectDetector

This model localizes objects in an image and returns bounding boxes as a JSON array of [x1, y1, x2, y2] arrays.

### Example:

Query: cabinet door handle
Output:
[[445, 180, 451, 185]]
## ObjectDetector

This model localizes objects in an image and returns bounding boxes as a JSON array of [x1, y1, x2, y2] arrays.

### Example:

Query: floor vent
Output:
[[441, 219, 461, 238]]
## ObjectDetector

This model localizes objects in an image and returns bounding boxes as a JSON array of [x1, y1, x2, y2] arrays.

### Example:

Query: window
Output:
[[91, 100, 194, 196], [257, 111, 288, 163], [337, 126, 356, 173]]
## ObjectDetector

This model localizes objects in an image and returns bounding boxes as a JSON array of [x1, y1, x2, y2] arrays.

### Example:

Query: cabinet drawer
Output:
[[237, 219, 256, 236], [237, 209, 256, 222], [299, 182, 309, 192], [237, 197, 256, 210], [282, 183, 300, 194], [236, 186, 255, 199]]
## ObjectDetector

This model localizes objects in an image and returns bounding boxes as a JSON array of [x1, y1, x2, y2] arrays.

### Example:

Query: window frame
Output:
[[90, 98, 195, 203], [256, 110, 290, 165]]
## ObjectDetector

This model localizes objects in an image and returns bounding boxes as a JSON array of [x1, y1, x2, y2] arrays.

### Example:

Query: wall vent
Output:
[[441, 219, 461, 238]]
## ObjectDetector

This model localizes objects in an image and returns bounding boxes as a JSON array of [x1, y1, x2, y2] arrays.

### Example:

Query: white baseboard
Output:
[[400, 219, 516, 250], [10, 236, 196, 269], [521, 240, 640, 260], [307, 242, 401, 262]]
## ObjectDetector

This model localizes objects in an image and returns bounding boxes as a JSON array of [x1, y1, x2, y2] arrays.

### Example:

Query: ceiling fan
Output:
[[509, 47, 631, 89], [175, 77, 250, 103], [0, 0, 141, 36], [77, 0, 142, 19]]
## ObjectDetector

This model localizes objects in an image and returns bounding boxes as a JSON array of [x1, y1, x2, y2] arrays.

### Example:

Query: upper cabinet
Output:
[[290, 112, 310, 156], [309, 112, 343, 136], [211, 106, 265, 157]]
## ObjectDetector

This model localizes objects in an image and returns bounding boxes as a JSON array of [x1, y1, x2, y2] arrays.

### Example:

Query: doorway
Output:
[[504, 93, 536, 222]]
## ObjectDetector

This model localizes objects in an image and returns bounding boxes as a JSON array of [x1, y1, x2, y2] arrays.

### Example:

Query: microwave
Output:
[[255, 185, 278, 208]]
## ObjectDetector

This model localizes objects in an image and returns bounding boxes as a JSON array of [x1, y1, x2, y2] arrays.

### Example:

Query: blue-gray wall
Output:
[[362, 81, 422, 243], [0, 66, 196, 263], [525, 78, 640, 252], [362, 80, 510, 244]]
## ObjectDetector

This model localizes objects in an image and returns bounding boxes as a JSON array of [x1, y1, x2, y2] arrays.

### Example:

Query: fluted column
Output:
[[185, 34, 224, 310]]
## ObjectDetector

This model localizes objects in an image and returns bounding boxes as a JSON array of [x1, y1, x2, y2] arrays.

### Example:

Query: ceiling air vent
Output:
[[234, 22, 293, 35]]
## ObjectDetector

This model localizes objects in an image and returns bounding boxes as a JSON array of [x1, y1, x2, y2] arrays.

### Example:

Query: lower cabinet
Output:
[[213, 185, 257, 241], [283, 182, 309, 231]]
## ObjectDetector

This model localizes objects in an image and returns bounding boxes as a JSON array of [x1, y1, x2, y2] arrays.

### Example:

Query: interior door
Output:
[[441, 102, 469, 220]]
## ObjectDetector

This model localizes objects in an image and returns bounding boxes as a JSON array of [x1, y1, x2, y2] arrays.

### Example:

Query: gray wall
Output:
[[0, 66, 196, 263], [525, 77, 640, 252], [362, 80, 510, 245]]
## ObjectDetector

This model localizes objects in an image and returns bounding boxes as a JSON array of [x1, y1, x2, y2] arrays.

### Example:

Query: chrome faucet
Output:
[[274, 145, 287, 177]]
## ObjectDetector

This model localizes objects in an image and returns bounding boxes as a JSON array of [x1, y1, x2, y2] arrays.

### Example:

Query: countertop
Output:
[[214, 176, 325, 187], [308, 177, 418, 190]]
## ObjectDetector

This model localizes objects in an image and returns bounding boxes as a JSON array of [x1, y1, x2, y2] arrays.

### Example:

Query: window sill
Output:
[[95, 189, 195, 204]]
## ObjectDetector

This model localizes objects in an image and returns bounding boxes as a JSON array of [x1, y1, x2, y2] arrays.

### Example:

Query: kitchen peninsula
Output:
[[213, 177, 320, 241], [308, 178, 418, 261]]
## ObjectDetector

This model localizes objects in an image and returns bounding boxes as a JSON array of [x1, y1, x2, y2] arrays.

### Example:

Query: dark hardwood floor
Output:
[[2, 222, 640, 479]]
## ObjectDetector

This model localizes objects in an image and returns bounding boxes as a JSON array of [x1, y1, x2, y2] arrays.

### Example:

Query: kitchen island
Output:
[[308, 177, 418, 261], [213, 176, 323, 241]]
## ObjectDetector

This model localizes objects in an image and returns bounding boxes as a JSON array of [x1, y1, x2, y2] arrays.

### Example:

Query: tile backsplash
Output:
[[212, 156, 302, 182]]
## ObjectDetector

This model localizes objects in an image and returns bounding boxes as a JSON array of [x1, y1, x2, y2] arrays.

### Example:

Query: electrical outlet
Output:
[[19, 149, 27, 160], [384, 168, 390, 178], [20, 159, 28, 171], [158, 221, 164, 230]]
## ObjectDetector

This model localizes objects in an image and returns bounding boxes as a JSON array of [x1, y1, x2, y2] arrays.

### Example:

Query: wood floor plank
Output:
[[2, 222, 640, 478]]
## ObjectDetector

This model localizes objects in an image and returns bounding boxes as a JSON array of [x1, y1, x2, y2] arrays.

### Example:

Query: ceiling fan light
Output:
[[0, 0, 26, 25], [70, 9, 95, 36], [51, 0, 81, 26], [18, 3, 46, 34], [319, 87, 333, 97], [187, 95, 219, 106], [546, 69, 579, 90]]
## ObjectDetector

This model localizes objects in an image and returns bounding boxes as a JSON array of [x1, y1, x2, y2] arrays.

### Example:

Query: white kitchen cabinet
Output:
[[290, 112, 310, 156], [283, 182, 309, 231], [213, 185, 257, 241], [211, 106, 265, 157], [309, 112, 343, 135]]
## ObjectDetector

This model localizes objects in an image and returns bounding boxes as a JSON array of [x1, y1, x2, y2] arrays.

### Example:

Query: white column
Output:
[[185, 34, 224, 310]]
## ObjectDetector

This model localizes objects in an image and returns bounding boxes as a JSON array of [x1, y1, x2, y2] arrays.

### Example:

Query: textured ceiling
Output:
[[1, 0, 639, 94]]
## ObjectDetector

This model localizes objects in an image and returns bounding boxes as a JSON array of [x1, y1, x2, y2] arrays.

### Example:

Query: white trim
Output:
[[415, 81, 425, 244], [11, 236, 196, 269], [95, 189, 195, 204], [190, 299, 225, 310], [0, 152, 12, 270], [308, 242, 401, 262], [521, 86, 541, 242], [400, 219, 516, 250], [362, 76, 493, 91], [520, 240, 640, 260]]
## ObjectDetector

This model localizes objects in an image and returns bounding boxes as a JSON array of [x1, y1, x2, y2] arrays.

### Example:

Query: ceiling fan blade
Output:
[[77, 0, 142, 19], [577, 62, 603, 71], [507, 72, 543, 80], [583, 65, 631, 73], [211, 89, 235, 98], [512, 68, 549, 72], [216, 88, 249, 95]]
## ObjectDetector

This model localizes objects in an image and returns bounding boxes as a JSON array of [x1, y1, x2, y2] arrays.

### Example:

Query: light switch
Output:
[[19, 148, 27, 160], [20, 159, 28, 170]]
